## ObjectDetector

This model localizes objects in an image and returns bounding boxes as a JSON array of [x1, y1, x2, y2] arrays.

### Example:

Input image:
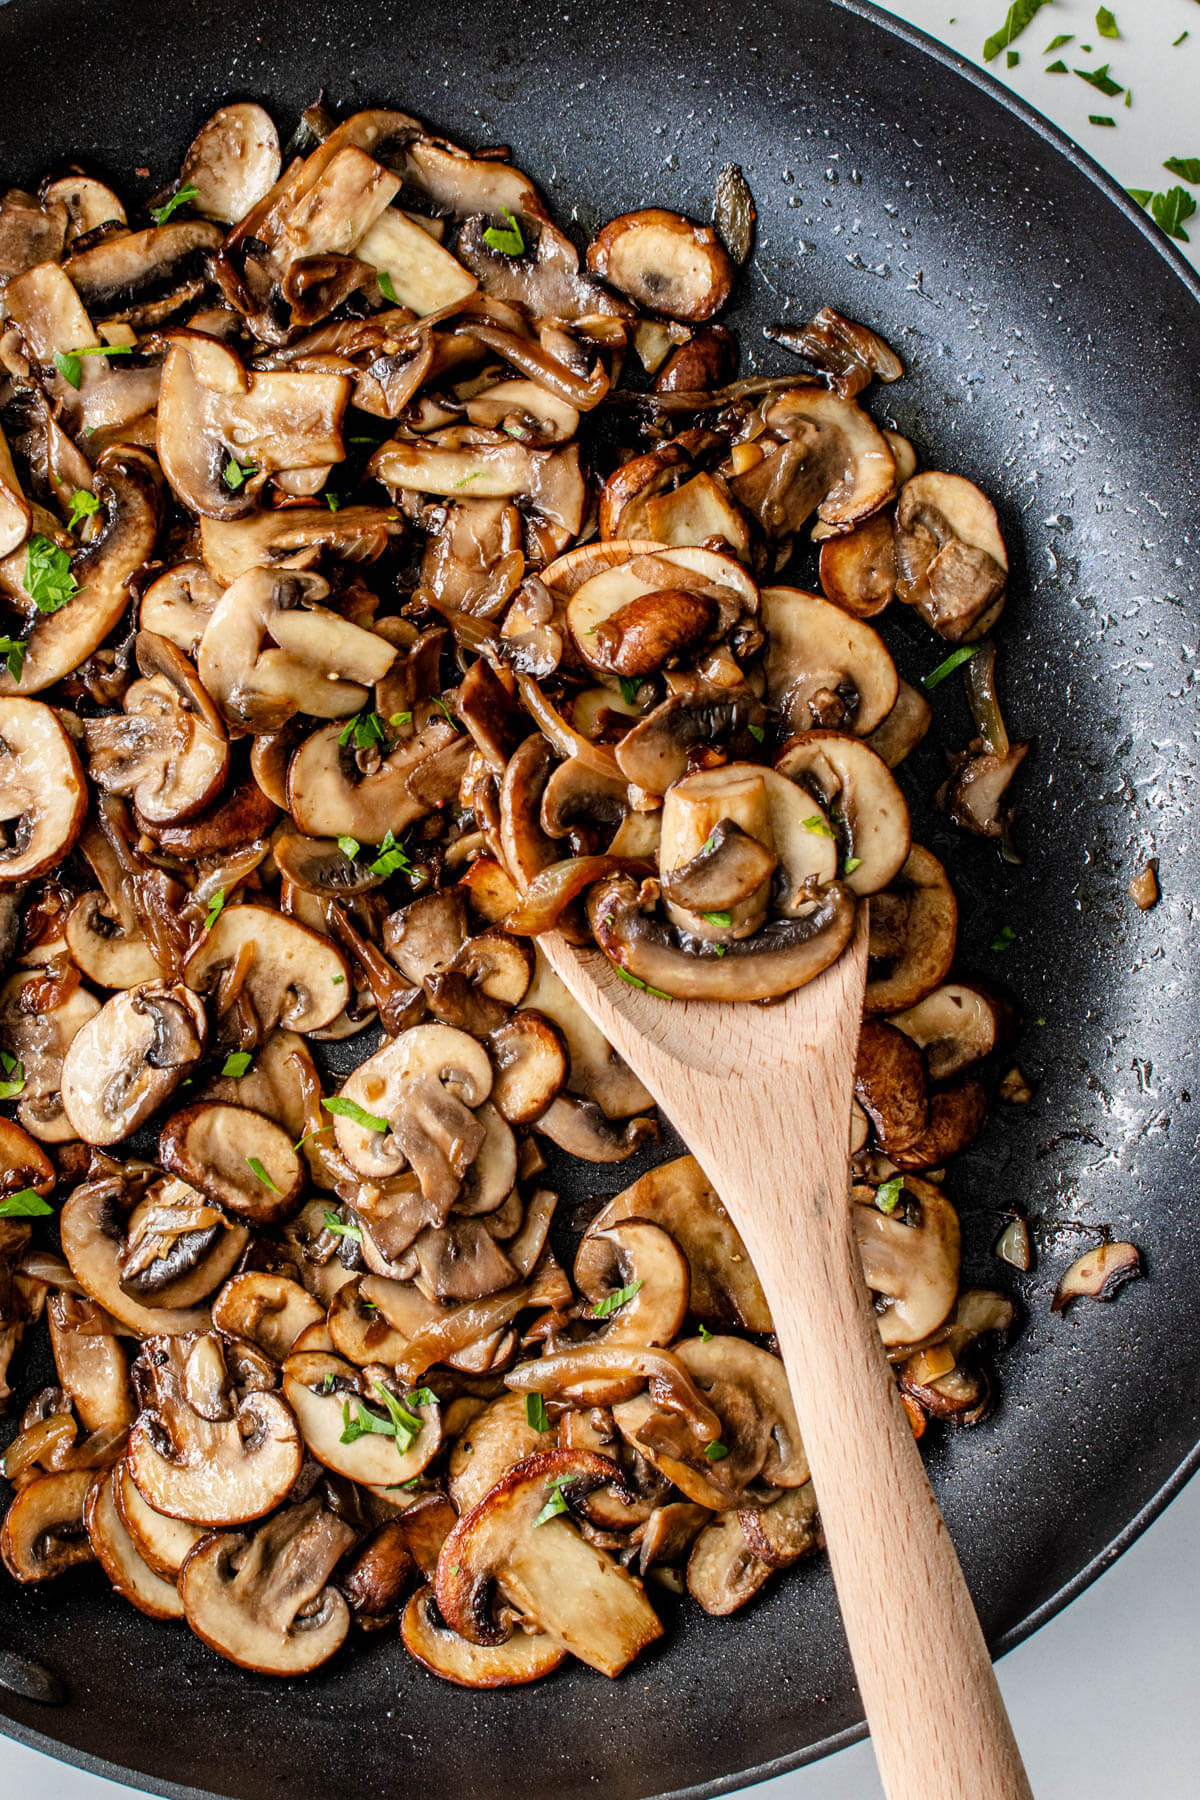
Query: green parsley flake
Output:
[[698, 1323, 714, 1342], [322, 1208, 363, 1242], [483, 206, 526, 256], [843, 856, 864, 875], [875, 1176, 904, 1215], [0, 1053, 25, 1101], [390, 711, 412, 728], [618, 675, 644, 707], [221, 1051, 252, 1078], [1095, 8, 1118, 40], [1075, 63, 1123, 97], [1044, 33, 1073, 52], [1007, 50, 1020, 68], [1127, 188, 1153, 207], [703, 1441, 729, 1462], [802, 815, 836, 839], [747, 721, 766, 744], [377, 270, 400, 304], [246, 1156, 280, 1192], [923, 644, 980, 689], [1164, 158, 1200, 185], [339, 709, 389, 751], [613, 965, 673, 1001], [452, 470, 484, 489], [432, 695, 461, 730], [589, 1280, 644, 1319], [337, 835, 361, 860], [152, 184, 200, 226], [0, 1187, 53, 1218], [223, 457, 256, 491], [1174, 31, 1189, 48], [322, 1372, 336, 1394], [532, 1477, 576, 1528], [322, 1095, 389, 1133], [982, 0, 1051, 64], [991, 923, 1018, 952], [203, 889, 226, 933], [1046, 59, 1069, 72], [1090, 116, 1117, 127], [67, 488, 101, 534], [1151, 187, 1196, 241], [702, 910, 733, 927], [0, 637, 26, 684], [525, 1392, 551, 1432], [325, 492, 341, 512], [25, 536, 78, 613], [369, 829, 411, 878]]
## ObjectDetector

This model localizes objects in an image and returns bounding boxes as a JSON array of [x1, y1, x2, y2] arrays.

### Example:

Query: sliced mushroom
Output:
[[59, 1176, 228, 1336], [768, 305, 902, 398], [739, 1480, 821, 1568], [402, 1585, 567, 1687], [64, 890, 163, 990], [286, 710, 467, 842], [180, 103, 283, 226], [760, 586, 898, 737], [384, 891, 469, 986], [330, 1023, 492, 1184], [563, 542, 755, 670], [180, 1498, 355, 1675], [138, 561, 225, 656], [47, 1292, 133, 1433], [864, 845, 958, 1014], [448, 1390, 557, 1516], [586, 210, 734, 321], [356, 205, 477, 314], [1051, 1242, 1142, 1313], [728, 387, 895, 541], [183, 904, 350, 1037], [773, 731, 910, 897], [853, 1020, 929, 1154], [59, 981, 206, 1146], [574, 1220, 690, 1348], [434, 1448, 663, 1674], [0, 1467, 95, 1581], [283, 1349, 442, 1486], [938, 741, 1029, 840], [894, 472, 1008, 642], [83, 636, 229, 825], [0, 972, 101, 1143], [818, 510, 896, 618], [85, 1463, 184, 1620], [889, 981, 1015, 1080], [157, 332, 349, 519], [535, 1096, 658, 1164], [211, 1271, 324, 1361], [0, 1116, 55, 1198], [684, 1509, 772, 1615], [370, 437, 586, 542], [159, 1102, 303, 1224], [198, 503, 404, 586], [63, 220, 223, 326], [0, 699, 88, 881], [865, 677, 932, 770], [0, 446, 163, 698], [487, 1009, 568, 1124], [853, 1177, 961, 1348], [197, 1027, 313, 1141], [114, 1457, 205, 1577], [523, 946, 653, 1118], [128, 1331, 302, 1525], [0, 421, 31, 559]]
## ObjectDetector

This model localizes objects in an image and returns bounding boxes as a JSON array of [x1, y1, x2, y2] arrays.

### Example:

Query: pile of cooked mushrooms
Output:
[[0, 98, 1036, 1684]]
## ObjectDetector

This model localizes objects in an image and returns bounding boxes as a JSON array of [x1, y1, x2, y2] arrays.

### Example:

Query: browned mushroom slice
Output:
[[282, 1349, 441, 1485], [1051, 1242, 1142, 1313], [586, 210, 733, 321], [83, 638, 229, 826], [894, 472, 1008, 641], [63, 220, 222, 326], [887, 1082, 989, 1172], [685, 1510, 773, 1615], [659, 821, 779, 920], [0, 184, 68, 276], [0, 699, 88, 881], [434, 1449, 663, 1674], [768, 305, 902, 397], [47, 1292, 133, 1433], [591, 1155, 770, 1331], [180, 103, 283, 225], [180, 1499, 355, 1675], [889, 981, 1015, 1081], [114, 1458, 205, 1577], [612, 684, 767, 796], [157, 332, 349, 519], [0, 1467, 95, 1581], [0, 1117, 55, 1199], [739, 1480, 821, 1568], [210, 1272, 323, 1362], [563, 542, 755, 669], [138, 561, 225, 655], [852, 1020, 929, 1159], [865, 677, 933, 770], [0, 972, 100, 1144], [159, 1102, 303, 1224], [59, 981, 206, 1146], [402, 1584, 567, 1687], [864, 844, 958, 1014], [0, 422, 31, 559], [40, 174, 125, 243], [534, 1096, 658, 1164], [0, 446, 162, 698], [59, 1176, 229, 1337], [728, 387, 895, 540], [853, 1177, 961, 1348], [342, 1519, 418, 1622], [198, 503, 404, 586], [128, 1331, 302, 1526], [85, 1464, 184, 1620], [938, 741, 1030, 839], [448, 1390, 558, 1516], [597, 445, 691, 541], [574, 1220, 690, 1348], [589, 870, 856, 1003], [522, 949, 652, 1119], [64, 890, 163, 990], [183, 904, 350, 1037], [330, 1023, 492, 1183], [384, 891, 470, 986], [487, 1010, 569, 1124], [760, 586, 899, 737], [356, 205, 478, 314], [285, 710, 466, 842], [819, 510, 896, 617], [898, 1289, 1015, 1424], [370, 438, 586, 542]]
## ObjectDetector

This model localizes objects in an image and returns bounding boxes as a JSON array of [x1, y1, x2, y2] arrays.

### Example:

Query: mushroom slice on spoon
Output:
[[0, 698, 88, 881], [60, 981, 207, 1145], [180, 1498, 355, 1675]]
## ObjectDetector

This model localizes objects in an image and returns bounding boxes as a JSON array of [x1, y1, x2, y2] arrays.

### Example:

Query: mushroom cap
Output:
[[574, 1219, 690, 1348], [210, 1271, 324, 1362], [331, 1022, 493, 1180], [159, 1101, 304, 1224], [852, 1176, 962, 1347], [0, 698, 88, 881], [864, 844, 958, 1014], [0, 1467, 96, 1582], [760, 585, 899, 738], [285, 711, 466, 841], [64, 891, 164, 990], [114, 1456, 205, 1577], [60, 981, 207, 1146], [183, 902, 349, 1035], [447, 1390, 557, 1516], [59, 1176, 227, 1337], [282, 1350, 442, 1486], [0, 969, 101, 1143], [775, 730, 910, 897], [180, 102, 283, 226], [179, 1499, 354, 1675], [586, 209, 734, 322]]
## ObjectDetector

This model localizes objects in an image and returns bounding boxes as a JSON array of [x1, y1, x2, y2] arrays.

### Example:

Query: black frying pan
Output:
[[1, 1, 1198, 1795]]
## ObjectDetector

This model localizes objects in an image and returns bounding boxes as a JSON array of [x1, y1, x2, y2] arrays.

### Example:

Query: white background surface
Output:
[[4, 1, 1199, 1797]]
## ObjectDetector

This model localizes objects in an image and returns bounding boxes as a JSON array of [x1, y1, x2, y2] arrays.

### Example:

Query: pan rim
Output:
[[0, 0, 1197, 1796]]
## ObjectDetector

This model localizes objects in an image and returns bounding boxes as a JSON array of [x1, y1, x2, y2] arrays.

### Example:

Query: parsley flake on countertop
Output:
[[983, 0, 1052, 63]]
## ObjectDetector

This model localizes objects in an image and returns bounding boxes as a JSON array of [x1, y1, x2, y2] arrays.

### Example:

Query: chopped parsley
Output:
[[613, 965, 673, 1001], [340, 1384, 424, 1454], [747, 721, 766, 744], [1044, 33, 1073, 52], [202, 889, 226, 933], [589, 1280, 644, 1319], [432, 695, 461, 730], [1164, 159, 1200, 184], [843, 856, 863, 876], [390, 710, 412, 728], [221, 1051, 252, 1078], [525, 1392, 551, 1432], [246, 1157, 280, 1192], [369, 829, 411, 878], [1046, 59, 1069, 72], [1074, 63, 1123, 97], [703, 1441, 729, 1462], [875, 1176, 904, 1215], [377, 270, 400, 304], [53, 350, 82, 388], [67, 488, 100, 533], [802, 815, 836, 839], [1095, 8, 1118, 40], [701, 910, 733, 927], [1007, 50, 1020, 68], [532, 1476, 575, 1528], [618, 675, 644, 707], [982, 0, 1051, 63], [339, 708, 389, 751], [698, 1323, 714, 1342], [0, 1187, 53, 1219], [152, 184, 200, 225], [223, 457, 256, 491], [25, 536, 78, 613], [321, 1095, 388, 1133], [1153, 187, 1197, 242], [991, 923, 1018, 952], [322, 1208, 363, 1242], [1090, 116, 1116, 128], [325, 492, 341, 512], [452, 470, 484, 489], [0, 1050, 23, 1100], [0, 637, 25, 683], [482, 206, 525, 256], [337, 835, 361, 860], [922, 644, 979, 689]]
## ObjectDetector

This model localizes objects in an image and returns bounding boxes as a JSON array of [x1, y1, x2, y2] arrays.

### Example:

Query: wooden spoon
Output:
[[541, 914, 1032, 1800]]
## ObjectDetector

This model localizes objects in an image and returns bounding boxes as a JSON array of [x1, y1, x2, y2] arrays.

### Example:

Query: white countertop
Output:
[[3, 3, 1199, 1798]]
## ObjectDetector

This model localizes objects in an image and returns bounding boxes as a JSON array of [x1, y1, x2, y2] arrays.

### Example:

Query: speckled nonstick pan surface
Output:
[[0, 0, 1197, 1795]]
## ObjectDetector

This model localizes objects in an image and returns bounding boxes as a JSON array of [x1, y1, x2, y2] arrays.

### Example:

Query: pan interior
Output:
[[0, 2, 1197, 1797]]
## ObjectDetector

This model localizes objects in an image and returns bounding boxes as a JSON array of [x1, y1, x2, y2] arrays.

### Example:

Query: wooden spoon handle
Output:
[[724, 1156, 1033, 1800]]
